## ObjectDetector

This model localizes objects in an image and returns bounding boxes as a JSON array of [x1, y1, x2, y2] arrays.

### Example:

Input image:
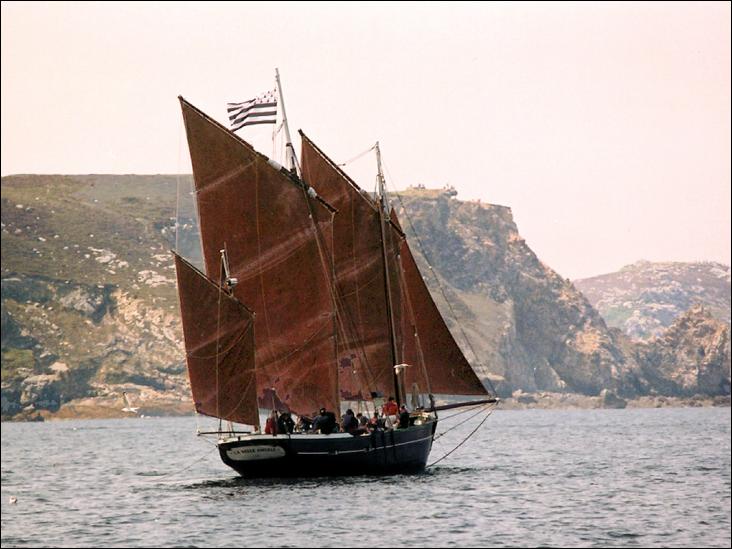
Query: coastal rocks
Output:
[[19, 374, 61, 411], [0, 274, 186, 420], [637, 305, 731, 396], [599, 389, 627, 409], [511, 390, 537, 404]]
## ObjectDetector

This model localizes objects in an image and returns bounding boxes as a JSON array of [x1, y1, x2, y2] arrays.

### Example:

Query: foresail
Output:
[[174, 253, 259, 425], [179, 97, 339, 416], [300, 133, 399, 401], [394, 212, 489, 396]]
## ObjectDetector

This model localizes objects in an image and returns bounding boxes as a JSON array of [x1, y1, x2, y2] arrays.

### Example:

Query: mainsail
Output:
[[178, 97, 339, 418]]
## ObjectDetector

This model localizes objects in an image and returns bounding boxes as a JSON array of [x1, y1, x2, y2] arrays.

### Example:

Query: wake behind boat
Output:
[[173, 71, 497, 478]]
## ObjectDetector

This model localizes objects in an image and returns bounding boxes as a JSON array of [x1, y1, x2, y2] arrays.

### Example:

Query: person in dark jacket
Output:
[[341, 409, 359, 433], [297, 413, 314, 432], [398, 405, 411, 429], [277, 412, 295, 434], [313, 408, 337, 434]]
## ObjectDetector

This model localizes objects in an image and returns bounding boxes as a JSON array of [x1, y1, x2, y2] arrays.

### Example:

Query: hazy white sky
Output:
[[2, 2, 730, 279]]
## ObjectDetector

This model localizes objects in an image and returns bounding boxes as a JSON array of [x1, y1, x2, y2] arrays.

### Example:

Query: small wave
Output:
[[607, 531, 643, 539]]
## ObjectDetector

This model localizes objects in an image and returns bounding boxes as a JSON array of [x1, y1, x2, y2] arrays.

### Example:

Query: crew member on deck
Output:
[[383, 396, 398, 416], [341, 409, 359, 433], [265, 410, 278, 435], [313, 408, 337, 434], [397, 405, 411, 429], [297, 413, 314, 433], [277, 411, 295, 434], [383, 396, 399, 428]]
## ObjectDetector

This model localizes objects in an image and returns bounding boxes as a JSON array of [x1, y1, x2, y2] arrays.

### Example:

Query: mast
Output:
[[274, 68, 299, 176], [375, 141, 402, 406]]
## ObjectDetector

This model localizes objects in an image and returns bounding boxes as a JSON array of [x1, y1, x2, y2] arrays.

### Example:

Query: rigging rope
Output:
[[437, 402, 491, 424], [338, 144, 376, 167], [381, 159, 498, 396], [433, 404, 490, 441], [175, 124, 182, 253], [427, 403, 496, 468], [149, 446, 218, 481]]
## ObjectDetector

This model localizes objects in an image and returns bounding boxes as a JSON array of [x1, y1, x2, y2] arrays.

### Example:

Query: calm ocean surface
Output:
[[1, 407, 730, 548]]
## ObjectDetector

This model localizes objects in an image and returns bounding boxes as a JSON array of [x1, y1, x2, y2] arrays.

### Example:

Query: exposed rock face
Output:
[[575, 261, 731, 340], [636, 305, 731, 396], [1, 176, 729, 419], [395, 190, 652, 398]]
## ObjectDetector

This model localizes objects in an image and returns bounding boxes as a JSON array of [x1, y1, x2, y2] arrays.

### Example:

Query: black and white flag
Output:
[[227, 89, 278, 131]]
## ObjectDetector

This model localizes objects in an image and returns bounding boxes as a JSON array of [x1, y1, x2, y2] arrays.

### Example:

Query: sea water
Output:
[[1, 407, 730, 548]]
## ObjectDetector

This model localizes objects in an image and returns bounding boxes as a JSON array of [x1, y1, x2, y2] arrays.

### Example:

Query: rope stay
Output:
[[148, 446, 218, 481], [338, 144, 377, 167], [427, 403, 496, 468], [433, 403, 491, 440]]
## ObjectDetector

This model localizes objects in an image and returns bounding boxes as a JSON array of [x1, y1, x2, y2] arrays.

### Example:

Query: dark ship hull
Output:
[[218, 420, 437, 477]]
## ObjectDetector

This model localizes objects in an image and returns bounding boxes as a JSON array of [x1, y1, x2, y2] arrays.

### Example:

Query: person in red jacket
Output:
[[264, 410, 278, 435], [382, 396, 398, 417]]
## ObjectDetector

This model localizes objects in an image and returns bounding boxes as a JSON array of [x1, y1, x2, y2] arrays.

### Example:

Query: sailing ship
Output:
[[173, 75, 497, 477]]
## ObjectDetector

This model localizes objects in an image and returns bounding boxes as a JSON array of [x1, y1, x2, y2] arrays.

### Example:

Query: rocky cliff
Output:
[[635, 304, 730, 396], [394, 188, 729, 399], [394, 189, 643, 397], [1, 176, 729, 419], [575, 261, 730, 340]]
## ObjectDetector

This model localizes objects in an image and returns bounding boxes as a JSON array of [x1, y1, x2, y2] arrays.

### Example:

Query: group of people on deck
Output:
[[263, 396, 413, 436]]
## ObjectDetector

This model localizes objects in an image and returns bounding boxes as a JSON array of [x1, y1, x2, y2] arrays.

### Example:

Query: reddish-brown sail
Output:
[[174, 253, 259, 426], [300, 133, 399, 401], [179, 97, 339, 417], [395, 219, 488, 395]]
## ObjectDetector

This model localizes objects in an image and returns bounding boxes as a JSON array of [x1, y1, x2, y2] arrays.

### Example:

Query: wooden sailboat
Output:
[[173, 82, 496, 477]]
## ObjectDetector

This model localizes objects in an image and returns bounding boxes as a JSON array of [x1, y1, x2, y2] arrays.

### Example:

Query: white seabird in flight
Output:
[[122, 391, 140, 414]]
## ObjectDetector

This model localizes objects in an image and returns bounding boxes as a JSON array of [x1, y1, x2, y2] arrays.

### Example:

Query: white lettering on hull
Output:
[[226, 445, 286, 461]]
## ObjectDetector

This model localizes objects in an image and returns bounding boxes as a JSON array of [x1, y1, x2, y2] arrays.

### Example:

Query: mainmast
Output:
[[375, 142, 403, 406], [274, 68, 300, 176]]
